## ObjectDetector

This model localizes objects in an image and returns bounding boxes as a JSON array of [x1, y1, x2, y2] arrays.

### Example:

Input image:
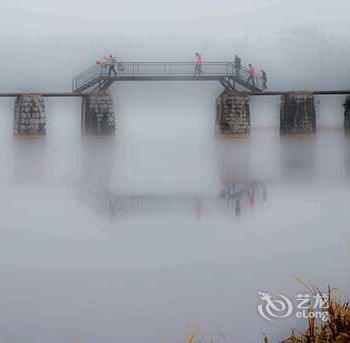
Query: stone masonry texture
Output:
[[216, 92, 250, 135], [14, 95, 46, 136], [82, 94, 115, 135], [280, 93, 316, 135]]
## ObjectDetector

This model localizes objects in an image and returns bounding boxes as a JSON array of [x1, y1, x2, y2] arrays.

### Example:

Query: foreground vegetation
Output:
[[187, 279, 350, 343], [265, 287, 350, 342]]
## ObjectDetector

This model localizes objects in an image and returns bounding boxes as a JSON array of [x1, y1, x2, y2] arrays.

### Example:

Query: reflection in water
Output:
[[13, 137, 48, 184], [79, 136, 116, 188], [77, 135, 268, 220], [279, 136, 317, 181], [82, 191, 205, 220], [12, 137, 47, 184], [216, 138, 252, 183], [77, 182, 268, 221], [3, 112, 350, 343], [344, 136, 350, 178], [220, 182, 267, 216]]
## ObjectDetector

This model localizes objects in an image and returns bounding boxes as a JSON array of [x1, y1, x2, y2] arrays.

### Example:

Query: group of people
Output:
[[96, 52, 268, 90], [235, 55, 268, 90], [245, 61, 267, 90], [195, 52, 267, 90], [96, 54, 120, 78]]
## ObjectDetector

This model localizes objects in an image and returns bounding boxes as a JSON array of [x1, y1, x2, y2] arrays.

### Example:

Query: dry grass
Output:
[[266, 277, 350, 343], [186, 330, 199, 343], [186, 278, 350, 343], [276, 294, 350, 342]]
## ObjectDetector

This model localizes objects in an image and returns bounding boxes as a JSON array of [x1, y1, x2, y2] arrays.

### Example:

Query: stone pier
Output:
[[216, 92, 250, 136], [280, 92, 316, 136], [344, 96, 350, 134], [14, 95, 46, 136], [81, 94, 116, 135]]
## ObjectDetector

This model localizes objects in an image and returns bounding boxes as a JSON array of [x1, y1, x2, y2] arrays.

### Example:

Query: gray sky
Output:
[[1, 0, 349, 34], [0, 0, 350, 90]]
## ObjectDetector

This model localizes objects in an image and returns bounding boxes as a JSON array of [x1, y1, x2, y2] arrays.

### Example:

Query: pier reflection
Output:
[[343, 135, 350, 178], [279, 136, 317, 181], [215, 137, 268, 216], [79, 136, 116, 188], [12, 137, 47, 184]]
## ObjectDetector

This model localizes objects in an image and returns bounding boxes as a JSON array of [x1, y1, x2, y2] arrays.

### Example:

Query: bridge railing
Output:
[[109, 62, 234, 77], [73, 62, 263, 91], [72, 65, 102, 92]]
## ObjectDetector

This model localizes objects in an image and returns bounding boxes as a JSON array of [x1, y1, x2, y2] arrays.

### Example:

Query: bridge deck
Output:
[[0, 93, 84, 97], [0, 90, 350, 97], [72, 61, 263, 93]]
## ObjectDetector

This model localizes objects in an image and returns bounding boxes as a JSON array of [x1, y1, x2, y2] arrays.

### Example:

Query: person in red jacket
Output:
[[195, 52, 203, 76], [246, 64, 255, 87]]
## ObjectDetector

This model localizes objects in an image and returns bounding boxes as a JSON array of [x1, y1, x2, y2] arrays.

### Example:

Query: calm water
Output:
[[0, 90, 349, 342]]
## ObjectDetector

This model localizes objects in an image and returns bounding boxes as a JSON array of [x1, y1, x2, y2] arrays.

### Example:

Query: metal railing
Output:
[[72, 62, 263, 92]]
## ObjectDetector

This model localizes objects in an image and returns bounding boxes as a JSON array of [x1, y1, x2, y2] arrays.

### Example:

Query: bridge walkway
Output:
[[72, 61, 263, 93]]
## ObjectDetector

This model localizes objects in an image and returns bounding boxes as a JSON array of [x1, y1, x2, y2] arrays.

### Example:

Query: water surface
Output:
[[0, 92, 349, 342]]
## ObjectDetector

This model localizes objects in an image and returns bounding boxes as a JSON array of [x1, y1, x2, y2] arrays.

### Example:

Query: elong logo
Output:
[[257, 291, 329, 322]]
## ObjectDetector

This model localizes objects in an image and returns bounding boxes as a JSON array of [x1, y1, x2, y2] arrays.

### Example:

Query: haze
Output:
[[0, 1, 350, 342]]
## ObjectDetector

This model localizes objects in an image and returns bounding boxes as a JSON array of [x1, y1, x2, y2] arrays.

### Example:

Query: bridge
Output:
[[1, 58, 350, 137], [72, 61, 263, 93], [2, 90, 350, 97]]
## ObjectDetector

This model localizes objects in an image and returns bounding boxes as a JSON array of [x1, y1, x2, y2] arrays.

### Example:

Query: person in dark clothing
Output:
[[260, 69, 267, 90], [107, 54, 117, 77], [234, 54, 242, 78]]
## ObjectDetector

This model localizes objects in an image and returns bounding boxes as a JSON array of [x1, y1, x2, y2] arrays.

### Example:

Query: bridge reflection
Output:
[[220, 182, 267, 216], [78, 180, 268, 221], [76, 134, 269, 220]]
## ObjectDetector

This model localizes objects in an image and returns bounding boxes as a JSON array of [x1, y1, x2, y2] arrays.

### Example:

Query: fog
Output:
[[1, 0, 350, 91], [0, 1, 350, 342]]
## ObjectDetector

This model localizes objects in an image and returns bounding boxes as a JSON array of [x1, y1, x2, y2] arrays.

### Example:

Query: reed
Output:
[[266, 279, 350, 343], [186, 278, 350, 343]]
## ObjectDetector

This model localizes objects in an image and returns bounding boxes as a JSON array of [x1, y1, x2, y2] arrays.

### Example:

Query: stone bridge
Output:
[[1, 60, 350, 137]]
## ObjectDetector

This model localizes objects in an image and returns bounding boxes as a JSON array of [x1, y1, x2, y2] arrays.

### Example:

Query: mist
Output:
[[0, 1, 350, 342]]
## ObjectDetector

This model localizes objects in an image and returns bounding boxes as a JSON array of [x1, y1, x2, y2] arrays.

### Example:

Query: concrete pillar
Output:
[[216, 92, 250, 136], [280, 92, 316, 136], [82, 94, 116, 135], [14, 95, 46, 136], [344, 95, 350, 134]]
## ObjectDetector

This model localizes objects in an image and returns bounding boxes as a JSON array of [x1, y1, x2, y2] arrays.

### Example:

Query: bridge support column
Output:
[[216, 92, 250, 136], [14, 95, 46, 136], [344, 96, 350, 134], [280, 92, 316, 136], [82, 94, 116, 135]]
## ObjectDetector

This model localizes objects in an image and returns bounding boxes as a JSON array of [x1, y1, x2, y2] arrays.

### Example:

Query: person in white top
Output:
[[106, 54, 117, 77]]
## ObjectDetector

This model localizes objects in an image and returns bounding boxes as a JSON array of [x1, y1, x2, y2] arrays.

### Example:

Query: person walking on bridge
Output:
[[246, 64, 255, 87], [106, 54, 117, 78], [195, 53, 203, 76], [260, 69, 267, 90]]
